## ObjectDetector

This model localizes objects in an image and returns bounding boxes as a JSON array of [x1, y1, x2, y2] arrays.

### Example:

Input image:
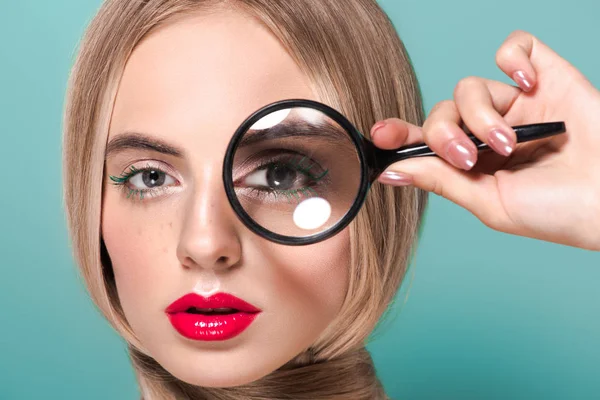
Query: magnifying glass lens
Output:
[[230, 106, 362, 238]]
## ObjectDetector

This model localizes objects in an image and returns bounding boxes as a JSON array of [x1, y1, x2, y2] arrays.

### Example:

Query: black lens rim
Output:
[[222, 99, 371, 246]]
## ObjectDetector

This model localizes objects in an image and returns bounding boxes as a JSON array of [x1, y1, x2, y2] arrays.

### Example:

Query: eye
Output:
[[243, 163, 306, 191], [232, 151, 330, 204], [128, 168, 175, 190]]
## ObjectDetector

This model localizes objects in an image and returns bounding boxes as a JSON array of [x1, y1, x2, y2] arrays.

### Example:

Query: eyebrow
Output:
[[239, 121, 351, 147], [105, 132, 185, 160], [104, 121, 353, 160]]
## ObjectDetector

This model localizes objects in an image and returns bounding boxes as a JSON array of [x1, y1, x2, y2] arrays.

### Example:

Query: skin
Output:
[[374, 31, 600, 252], [101, 8, 350, 387], [101, 11, 596, 391]]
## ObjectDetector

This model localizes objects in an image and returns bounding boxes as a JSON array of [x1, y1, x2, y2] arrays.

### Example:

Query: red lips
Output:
[[165, 292, 261, 341]]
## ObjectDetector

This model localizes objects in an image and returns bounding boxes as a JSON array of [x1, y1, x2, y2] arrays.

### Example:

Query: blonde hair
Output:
[[62, 0, 427, 398]]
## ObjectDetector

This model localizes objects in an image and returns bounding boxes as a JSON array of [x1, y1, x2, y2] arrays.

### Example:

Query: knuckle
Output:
[[423, 120, 455, 152], [495, 44, 520, 65], [508, 29, 530, 40], [431, 119, 455, 136], [454, 76, 480, 97], [430, 99, 454, 114], [496, 30, 537, 65]]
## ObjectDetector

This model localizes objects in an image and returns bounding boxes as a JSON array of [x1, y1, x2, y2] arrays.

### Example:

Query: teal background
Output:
[[1, 1, 599, 399]]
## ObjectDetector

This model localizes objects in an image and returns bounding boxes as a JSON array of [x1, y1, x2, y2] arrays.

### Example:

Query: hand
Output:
[[373, 30, 600, 251]]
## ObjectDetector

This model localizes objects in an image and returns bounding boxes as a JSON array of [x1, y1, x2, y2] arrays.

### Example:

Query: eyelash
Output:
[[108, 163, 177, 201], [108, 153, 328, 203], [239, 153, 330, 202], [252, 154, 327, 182]]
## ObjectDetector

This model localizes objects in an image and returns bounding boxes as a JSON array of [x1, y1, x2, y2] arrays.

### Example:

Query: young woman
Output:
[[62, 0, 600, 398]]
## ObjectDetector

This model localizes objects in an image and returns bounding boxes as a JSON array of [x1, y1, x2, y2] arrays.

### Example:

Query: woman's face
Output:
[[101, 8, 350, 387]]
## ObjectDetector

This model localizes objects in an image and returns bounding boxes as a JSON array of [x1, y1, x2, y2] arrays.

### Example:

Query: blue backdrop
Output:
[[1, 1, 599, 399]]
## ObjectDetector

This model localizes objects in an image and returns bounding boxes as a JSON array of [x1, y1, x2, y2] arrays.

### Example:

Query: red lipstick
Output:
[[165, 292, 261, 341]]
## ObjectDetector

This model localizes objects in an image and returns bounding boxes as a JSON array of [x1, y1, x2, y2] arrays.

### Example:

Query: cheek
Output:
[[101, 195, 175, 312], [265, 228, 351, 320]]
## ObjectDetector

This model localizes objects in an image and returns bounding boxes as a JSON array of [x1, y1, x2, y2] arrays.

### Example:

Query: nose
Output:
[[176, 169, 242, 273]]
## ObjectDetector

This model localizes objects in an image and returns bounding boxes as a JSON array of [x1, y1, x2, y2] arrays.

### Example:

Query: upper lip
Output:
[[165, 292, 261, 314]]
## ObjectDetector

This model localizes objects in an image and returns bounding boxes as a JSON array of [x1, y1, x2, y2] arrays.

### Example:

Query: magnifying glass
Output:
[[223, 99, 566, 246]]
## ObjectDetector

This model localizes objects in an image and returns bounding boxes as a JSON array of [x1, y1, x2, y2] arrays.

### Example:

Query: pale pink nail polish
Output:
[[488, 129, 514, 156], [513, 70, 533, 92], [445, 139, 476, 170], [378, 171, 413, 186]]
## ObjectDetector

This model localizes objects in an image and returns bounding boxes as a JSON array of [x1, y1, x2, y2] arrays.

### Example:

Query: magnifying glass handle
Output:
[[372, 121, 566, 175]]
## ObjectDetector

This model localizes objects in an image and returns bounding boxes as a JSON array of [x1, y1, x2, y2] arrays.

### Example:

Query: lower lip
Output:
[[167, 312, 259, 341]]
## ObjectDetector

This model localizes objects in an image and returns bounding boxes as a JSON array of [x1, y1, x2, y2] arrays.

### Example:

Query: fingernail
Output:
[[445, 139, 476, 170], [488, 129, 514, 156], [371, 120, 387, 139], [378, 170, 413, 186], [513, 70, 533, 92]]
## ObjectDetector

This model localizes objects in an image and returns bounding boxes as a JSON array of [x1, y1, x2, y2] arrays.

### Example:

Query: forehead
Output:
[[108, 7, 316, 147]]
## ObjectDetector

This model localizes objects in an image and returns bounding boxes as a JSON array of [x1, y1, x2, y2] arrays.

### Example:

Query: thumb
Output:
[[379, 157, 510, 230]]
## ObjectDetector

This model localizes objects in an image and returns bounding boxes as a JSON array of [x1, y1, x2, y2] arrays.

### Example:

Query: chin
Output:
[[161, 358, 278, 388]]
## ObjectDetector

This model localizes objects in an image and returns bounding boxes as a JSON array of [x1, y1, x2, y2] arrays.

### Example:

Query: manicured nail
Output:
[[513, 70, 533, 92], [378, 170, 413, 186], [488, 129, 514, 156], [445, 139, 476, 170], [371, 120, 387, 140]]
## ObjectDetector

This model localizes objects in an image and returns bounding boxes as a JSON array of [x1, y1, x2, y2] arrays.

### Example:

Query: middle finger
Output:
[[422, 99, 478, 170], [454, 76, 521, 156]]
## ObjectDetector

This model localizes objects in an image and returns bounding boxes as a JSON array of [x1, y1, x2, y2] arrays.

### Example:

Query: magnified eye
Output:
[[237, 151, 330, 201], [227, 104, 364, 239], [129, 169, 175, 189], [243, 163, 306, 191]]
